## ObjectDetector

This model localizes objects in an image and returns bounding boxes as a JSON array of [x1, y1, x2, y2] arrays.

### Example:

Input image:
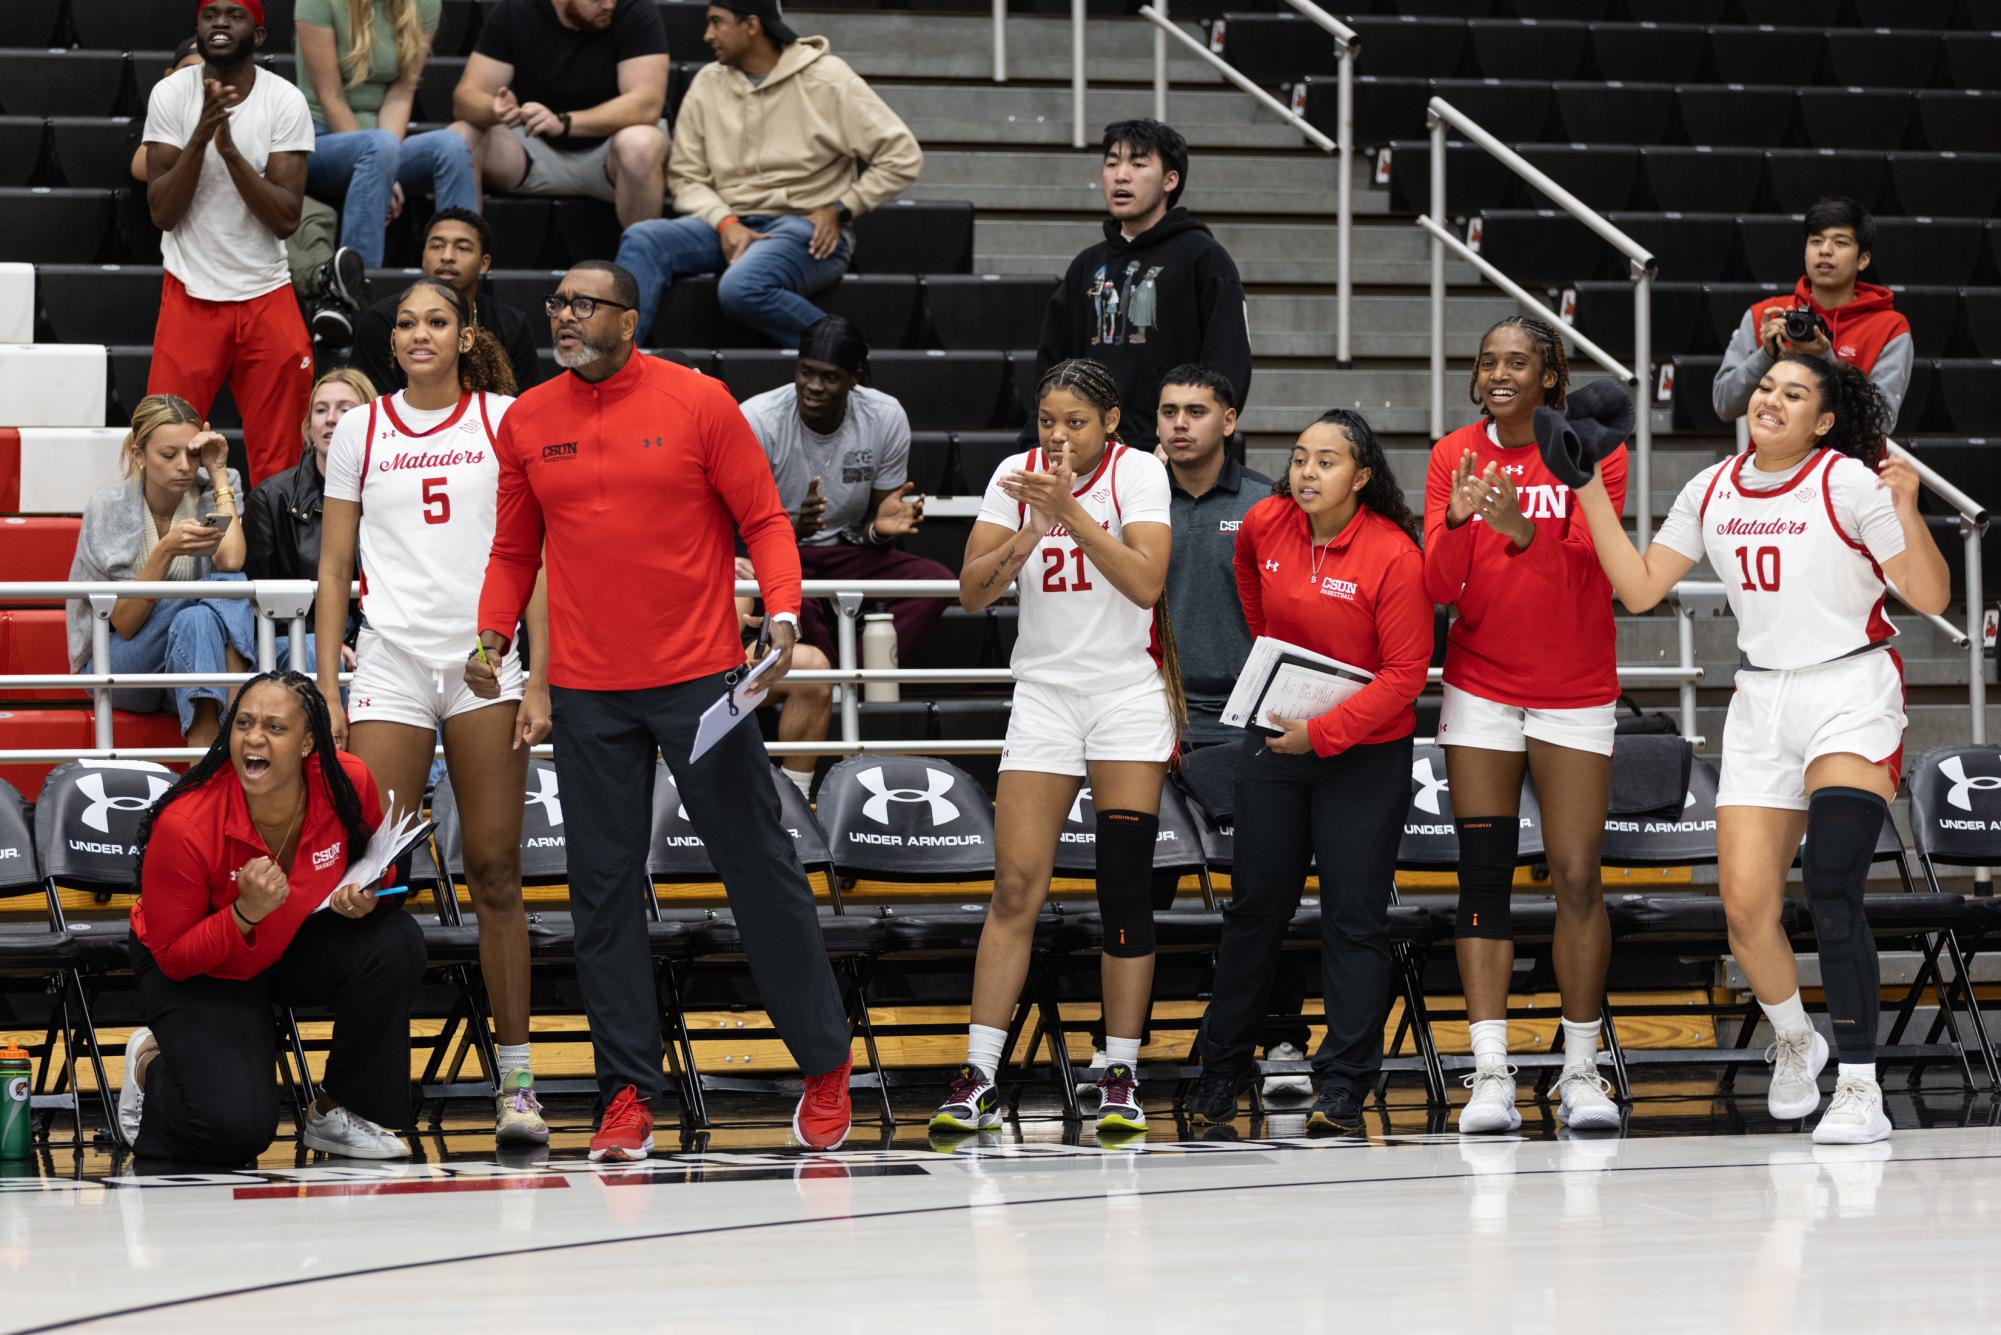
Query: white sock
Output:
[[497, 1043, 532, 1082], [1469, 1019, 1509, 1067], [1104, 1036, 1142, 1070], [782, 766, 813, 799], [967, 1024, 1007, 1081], [1837, 1062, 1877, 1086], [1560, 1018, 1601, 1069], [1760, 991, 1812, 1038]]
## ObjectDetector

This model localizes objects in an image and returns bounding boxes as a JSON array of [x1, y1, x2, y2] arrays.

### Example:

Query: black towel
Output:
[[1534, 378, 1636, 490], [1173, 742, 1242, 823], [1608, 734, 1694, 815]]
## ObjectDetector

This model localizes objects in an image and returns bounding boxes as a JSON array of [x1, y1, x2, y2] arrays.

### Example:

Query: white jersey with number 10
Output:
[[975, 443, 1171, 694], [1653, 447, 1906, 671], [323, 390, 515, 668]]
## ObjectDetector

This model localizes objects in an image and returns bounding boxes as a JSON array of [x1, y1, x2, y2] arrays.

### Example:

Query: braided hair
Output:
[[1469, 315, 1569, 416], [1276, 409, 1422, 549], [396, 278, 517, 397], [133, 671, 373, 876], [1034, 358, 1190, 738], [1775, 352, 1890, 469]]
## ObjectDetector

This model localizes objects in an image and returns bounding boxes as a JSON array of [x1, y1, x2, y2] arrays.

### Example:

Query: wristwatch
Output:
[[834, 203, 853, 225], [770, 612, 799, 629], [558, 111, 573, 137]]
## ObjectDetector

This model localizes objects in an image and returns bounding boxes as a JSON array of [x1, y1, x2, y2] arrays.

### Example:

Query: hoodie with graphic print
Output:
[[1711, 277, 1914, 428], [1024, 208, 1252, 449]]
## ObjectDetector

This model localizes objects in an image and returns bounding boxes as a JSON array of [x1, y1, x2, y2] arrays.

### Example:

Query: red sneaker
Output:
[[793, 1055, 853, 1151], [589, 1085, 655, 1162]]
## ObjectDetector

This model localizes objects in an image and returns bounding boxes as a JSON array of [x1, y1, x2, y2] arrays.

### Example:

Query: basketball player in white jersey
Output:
[[931, 359, 1181, 1139], [314, 278, 553, 1147], [1566, 354, 1949, 1144]]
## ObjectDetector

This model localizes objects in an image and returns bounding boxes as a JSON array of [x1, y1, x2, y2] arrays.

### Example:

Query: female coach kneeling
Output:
[[120, 671, 425, 1165]]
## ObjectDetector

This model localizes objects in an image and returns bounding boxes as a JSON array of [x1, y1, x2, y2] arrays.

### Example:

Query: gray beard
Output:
[[553, 331, 619, 368]]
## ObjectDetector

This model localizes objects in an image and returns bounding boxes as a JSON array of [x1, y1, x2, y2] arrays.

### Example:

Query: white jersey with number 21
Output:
[[976, 443, 1171, 694], [324, 390, 514, 668]]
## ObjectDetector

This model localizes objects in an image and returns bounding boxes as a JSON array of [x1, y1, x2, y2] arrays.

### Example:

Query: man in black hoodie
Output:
[[1023, 119, 1252, 450]]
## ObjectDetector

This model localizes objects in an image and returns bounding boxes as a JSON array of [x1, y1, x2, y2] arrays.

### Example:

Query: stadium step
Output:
[[875, 83, 1310, 151], [815, 12, 1226, 86], [974, 218, 1480, 286], [908, 149, 1358, 217], [1251, 293, 1520, 359]]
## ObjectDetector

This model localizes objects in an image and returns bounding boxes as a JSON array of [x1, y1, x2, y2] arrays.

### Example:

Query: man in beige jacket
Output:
[[615, 0, 922, 345]]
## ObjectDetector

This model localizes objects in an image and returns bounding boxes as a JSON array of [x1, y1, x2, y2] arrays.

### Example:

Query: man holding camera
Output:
[[1711, 196, 1914, 428]]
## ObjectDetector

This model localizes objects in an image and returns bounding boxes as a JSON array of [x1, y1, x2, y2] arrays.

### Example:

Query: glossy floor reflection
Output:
[[7, 1088, 2001, 1333]]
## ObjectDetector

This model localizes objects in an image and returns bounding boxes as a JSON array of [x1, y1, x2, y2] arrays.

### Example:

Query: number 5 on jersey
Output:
[[422, 476, 451, 525], [1042, 546, 1094, 592]]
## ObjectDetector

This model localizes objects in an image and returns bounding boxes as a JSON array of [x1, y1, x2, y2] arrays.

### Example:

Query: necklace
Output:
[[250, 786, 307, 865], [1308, 536, 1334, 586]]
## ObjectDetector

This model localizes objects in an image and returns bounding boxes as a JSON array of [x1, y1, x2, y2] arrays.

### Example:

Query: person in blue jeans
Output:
[[68, 396, 257, 751], [296, 0, 478, 269], [618, 0, 922, 344]]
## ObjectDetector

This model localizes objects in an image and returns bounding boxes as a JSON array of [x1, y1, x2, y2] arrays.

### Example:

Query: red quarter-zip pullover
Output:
[[132, 752, 384, 982], [1423, 420, 1627, 710], [478, 351, 803, 690], [1234, 496, 1431, 756]]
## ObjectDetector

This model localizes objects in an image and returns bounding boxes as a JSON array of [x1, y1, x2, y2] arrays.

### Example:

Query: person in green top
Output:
[[297, 0, 478, 268]]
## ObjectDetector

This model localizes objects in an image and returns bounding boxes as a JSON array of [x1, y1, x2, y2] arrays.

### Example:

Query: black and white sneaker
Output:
[[929, 1063, 1001, 1132], [310, 301, 355, 348], [1094, 1063, 1146, 1132], [320, 245, 369, 310]]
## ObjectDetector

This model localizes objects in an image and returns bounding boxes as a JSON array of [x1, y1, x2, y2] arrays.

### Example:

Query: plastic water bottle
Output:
[[0, 1043, 30, 1159], [862, 614, 900, 703]]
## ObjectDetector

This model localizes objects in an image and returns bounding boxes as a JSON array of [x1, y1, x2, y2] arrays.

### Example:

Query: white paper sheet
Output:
[[313, 791, 432, 913], [1252, 662, 1367, 730], [691, 650, 780, 763], [1221, 636, 1376, 730]]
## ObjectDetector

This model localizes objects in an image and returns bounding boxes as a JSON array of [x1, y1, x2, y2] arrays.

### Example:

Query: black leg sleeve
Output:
[[1802, 786, 1888, 1064]]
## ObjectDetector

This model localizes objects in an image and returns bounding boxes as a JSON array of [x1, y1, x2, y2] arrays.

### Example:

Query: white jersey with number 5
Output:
[[976, 443, 1172, 694], [324, 390, 514, 668], [1653, 447, 1905, 671]]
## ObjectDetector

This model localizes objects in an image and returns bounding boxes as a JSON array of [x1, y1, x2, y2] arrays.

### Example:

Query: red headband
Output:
[[197, 1, 266, 26]]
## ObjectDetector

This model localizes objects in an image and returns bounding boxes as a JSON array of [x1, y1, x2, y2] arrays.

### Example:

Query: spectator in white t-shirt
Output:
[[142, 1, 317, 486], [739, 317, 947, 665]]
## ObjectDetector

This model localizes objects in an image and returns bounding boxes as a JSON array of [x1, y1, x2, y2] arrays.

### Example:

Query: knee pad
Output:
[[1095, 809, 1160, 958], [1804, 787, 1888, 1061], [1454, 816, 1520, 942]]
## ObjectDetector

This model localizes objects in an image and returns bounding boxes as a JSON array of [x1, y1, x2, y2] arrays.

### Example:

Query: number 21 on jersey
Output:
[[1042, 545, 1094, 592]]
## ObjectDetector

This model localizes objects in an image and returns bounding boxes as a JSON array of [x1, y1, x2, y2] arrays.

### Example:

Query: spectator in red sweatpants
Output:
[[143, 1, 316, 486], [738, 316, 951, 665]]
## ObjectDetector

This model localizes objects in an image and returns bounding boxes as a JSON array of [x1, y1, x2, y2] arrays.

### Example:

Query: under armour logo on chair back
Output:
[[0, 777, 39, 894], [1396, 745, 1545, 872], [818, 756, 995, 881], [1910, 745, 2001, 868], [34, 761, 175, 887]]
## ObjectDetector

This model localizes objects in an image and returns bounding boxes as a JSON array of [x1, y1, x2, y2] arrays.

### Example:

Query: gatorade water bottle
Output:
[[0, 1043, 30, 1159]]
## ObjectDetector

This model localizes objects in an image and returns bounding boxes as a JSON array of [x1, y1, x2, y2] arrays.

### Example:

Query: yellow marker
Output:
[[474, 638, 492, 668]]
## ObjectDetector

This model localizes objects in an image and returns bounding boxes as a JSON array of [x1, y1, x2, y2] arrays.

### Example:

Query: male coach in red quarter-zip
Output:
[[468, 260, 854, 1161]]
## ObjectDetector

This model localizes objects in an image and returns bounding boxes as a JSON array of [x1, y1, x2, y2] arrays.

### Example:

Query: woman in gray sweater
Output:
[[67, 394, 254, 750]]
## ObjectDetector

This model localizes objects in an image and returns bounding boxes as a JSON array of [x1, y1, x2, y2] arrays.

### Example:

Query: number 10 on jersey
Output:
[[1735, 544, 1780, 592]]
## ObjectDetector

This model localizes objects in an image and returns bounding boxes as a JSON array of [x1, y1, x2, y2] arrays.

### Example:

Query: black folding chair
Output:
[[0, 776, 95, 1148], [644, 760, 887, 1130], [1906, 745, 2001, 1088]]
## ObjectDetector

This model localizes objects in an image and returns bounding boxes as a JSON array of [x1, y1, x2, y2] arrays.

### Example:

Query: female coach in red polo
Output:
[[121, 670, 424, 1165], [1187, 409, 1430, 1136]]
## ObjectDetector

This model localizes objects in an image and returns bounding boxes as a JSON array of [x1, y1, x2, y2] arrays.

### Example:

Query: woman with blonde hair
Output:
[[296, 0, 478, 268], [67, 394, 253, 749]]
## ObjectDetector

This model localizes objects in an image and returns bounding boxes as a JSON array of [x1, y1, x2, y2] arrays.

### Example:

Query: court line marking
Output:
[[16, 1145, 2001, 1333]]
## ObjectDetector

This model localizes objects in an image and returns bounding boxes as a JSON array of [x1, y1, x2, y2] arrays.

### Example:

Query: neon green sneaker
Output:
[[1093, 1063, 1147, 1132]]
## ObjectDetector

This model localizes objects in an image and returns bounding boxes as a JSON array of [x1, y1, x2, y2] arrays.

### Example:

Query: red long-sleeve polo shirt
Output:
[[478, 351, 803, 690], [1233, 496, 1431, 756], [131, 752, 384, 982], [1422, 420, 1627, 710]]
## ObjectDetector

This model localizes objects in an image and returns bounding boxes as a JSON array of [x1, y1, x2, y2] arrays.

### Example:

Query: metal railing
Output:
[[0, 577, 1713, 764], [1420, 96, 1660, 544], [1136, 1, 1356, 366], [1890, 442, 1991, 746]]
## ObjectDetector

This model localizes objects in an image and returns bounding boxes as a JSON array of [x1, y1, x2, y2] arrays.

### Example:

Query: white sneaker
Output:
[[1810, 1073, 1891, 1146], [1073, 1050, 1108, 1098], [1261, 1041, 1313, 1099], [303, 1104, 410, 1159], [1456, 1061, 1521, 1134], [1554, 1062, 1621, 1131], [118, 1027, 155, 1146], [1765, 1028, 1830, 1120]]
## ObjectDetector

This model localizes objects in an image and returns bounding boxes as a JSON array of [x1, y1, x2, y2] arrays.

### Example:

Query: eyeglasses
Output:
[[544, 294, 633, 320]]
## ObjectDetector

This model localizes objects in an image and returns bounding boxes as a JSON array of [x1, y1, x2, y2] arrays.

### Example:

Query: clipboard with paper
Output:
[[691, 646, 780, 763], [313, 791, 434, 913], [1221, 636, 1375, 736]]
